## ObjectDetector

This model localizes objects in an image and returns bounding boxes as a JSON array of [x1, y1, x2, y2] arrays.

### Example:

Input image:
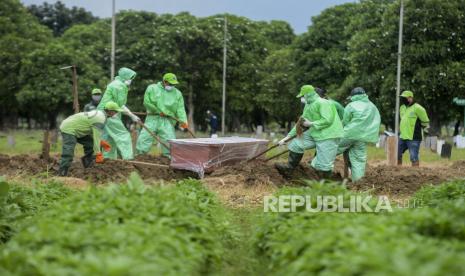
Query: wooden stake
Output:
[[386, 136, 397, 166], [72, 65, 79, 113], [41, 130, 50, 161]]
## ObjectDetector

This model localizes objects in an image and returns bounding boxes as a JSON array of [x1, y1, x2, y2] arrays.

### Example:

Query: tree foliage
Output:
[[28, 0, 97, 36], [2, 0, 465, 132]]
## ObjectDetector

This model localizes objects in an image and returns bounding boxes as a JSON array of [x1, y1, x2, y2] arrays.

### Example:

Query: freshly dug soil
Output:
[[353, 163, 465, 195], [1, 154, 465, 199], [0, 154, 195, 183]]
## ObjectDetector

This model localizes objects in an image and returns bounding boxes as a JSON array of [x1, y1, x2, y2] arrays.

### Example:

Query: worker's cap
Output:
[[104, 101, 123, 112], [401, 90, 414, 98], [163, 73, 179, 85], [92, 88, 102, 95], [296, 85, 316, 98], [350, 87, 366, 96], [315, 87, 326, 97]]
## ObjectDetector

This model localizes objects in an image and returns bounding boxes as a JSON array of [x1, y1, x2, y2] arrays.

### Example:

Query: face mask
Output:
[[124, 80, 132, 86], [300, 97, 307, 104], [401, 97, 409, 105], [92, 95, 102, 102], [165, 85, 174, 91]]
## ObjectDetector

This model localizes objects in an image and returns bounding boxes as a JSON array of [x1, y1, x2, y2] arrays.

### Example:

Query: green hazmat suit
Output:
[[97, 68, 136, 160], [336, 94, 381, 181], [288, 92, 344, 171], [136, 82, 187, 157], [59, 110, 106, 173], [399, 103, 429, 140], [329, 99, 345, 120]]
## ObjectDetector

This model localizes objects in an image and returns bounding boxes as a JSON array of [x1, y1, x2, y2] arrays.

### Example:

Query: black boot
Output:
[[275, 151, 303, 176], [81, 155, 95, 168], [58, 167, 69, 177], [317, 170, 333, 179]]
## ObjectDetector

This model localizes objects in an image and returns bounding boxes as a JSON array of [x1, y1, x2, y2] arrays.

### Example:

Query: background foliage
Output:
[[2, 0, 465, 133]]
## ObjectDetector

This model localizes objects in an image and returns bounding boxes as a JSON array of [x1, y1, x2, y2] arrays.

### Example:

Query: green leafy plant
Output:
[[0, 173, 234, 275]]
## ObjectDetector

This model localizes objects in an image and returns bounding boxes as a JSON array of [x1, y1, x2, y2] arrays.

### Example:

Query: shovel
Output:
[[247, 135, 296, 162], [137, 121, 170, 151]]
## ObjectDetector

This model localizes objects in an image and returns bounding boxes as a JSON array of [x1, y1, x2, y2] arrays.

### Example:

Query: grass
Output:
[[265, 139, 465, 164], [2, 130, 465, 165]]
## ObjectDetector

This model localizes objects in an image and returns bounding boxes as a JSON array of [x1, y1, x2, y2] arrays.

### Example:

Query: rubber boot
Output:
[[58, 167, 69, 177], [317, 170, 333, 180], [81, 156, 95, 168], [412, 161, 419, 167], [275, 151, 303, 177]]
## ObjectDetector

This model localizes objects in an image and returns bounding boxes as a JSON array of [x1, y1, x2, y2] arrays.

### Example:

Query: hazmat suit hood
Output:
[[350, 94, 369, 102], [304, 91, 320, 105], [116, 67, 137, 82]]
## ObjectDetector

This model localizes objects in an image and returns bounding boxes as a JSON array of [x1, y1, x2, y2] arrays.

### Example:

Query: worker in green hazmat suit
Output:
[[275, 85, 343, 178], [58, 101, 122, 176], [136, 73, 188, 158], [315, 87, 344, 120], [336, 87, 381, 181], [97, 67, 138, 160]]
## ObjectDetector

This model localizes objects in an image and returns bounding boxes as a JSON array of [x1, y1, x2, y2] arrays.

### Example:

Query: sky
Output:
[[21, 0, 355, 34]]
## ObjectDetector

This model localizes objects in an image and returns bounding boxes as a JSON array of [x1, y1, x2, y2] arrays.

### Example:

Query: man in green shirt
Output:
[[398, 90, 430, 166], [275, 85, 344, 178], [136, 73, 188, 158], [58, 101, 121, 176]]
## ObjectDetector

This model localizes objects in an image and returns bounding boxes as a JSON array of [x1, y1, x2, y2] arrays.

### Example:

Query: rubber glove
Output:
[[96, 152, 104, 163], [100, 140, 111, 152]]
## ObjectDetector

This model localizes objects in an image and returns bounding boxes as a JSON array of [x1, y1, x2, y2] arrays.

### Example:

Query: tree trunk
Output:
[[48, 112, 57, 130], [187, 82, 195, 132], [27, 115, 32, 130], [428, 111, 441, 136]]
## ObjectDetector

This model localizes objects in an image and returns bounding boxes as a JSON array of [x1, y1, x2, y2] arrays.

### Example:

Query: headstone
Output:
[[256, 125, 263, 139], [440, 143, 452, 159], [430, 136, 438, 151], [377, 134, 386, 148], [7, 135, 15, 148], [456, 135, 465, 148], [436, 139, 445, 155], [424, 136, 431, 148]]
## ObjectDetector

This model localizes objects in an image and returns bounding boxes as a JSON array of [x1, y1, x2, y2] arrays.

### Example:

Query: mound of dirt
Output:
[[0, 154, 196, 183], [353, 163, 465, 195], [209, 160, 285, 186], [0, 154, 55, 176]]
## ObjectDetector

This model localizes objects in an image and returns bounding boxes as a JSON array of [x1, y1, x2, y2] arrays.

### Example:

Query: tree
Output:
[[0, 0, 52, 129], [28, 1, 97, 36], [17, 42, 106, 129], [256, 48, 301, 131], [292, 3, 359, 96], [344, 0, 465, 131]]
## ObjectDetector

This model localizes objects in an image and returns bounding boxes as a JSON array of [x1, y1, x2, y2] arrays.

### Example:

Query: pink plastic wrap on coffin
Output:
[[169, 137, 269, 177]]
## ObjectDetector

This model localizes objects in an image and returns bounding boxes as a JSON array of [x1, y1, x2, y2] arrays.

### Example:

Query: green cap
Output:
[[91, 88, 102, 95], [401, 90, 414, 98], [163, 73, 179, 85], [296, 85, 316, 98], [104, 101, 123, 112]]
